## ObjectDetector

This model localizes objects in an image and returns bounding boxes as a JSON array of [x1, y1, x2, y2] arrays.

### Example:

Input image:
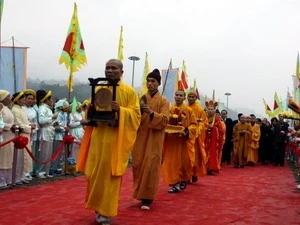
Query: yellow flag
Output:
[[140, 52, 150, 96], [59, 3, 87, 92], [273, 92, 283, 116], [193, 78, 200, 100], [118, 26, 124, 62]]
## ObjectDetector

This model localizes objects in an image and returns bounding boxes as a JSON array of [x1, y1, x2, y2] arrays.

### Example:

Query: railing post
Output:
[[11, 125, 19, 186]]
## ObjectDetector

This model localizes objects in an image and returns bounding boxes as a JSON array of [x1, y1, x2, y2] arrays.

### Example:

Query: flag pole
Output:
[[0, 0, 4, 81], [65, 66, 73, 175], [162, 59, 172, 95], [12, 36, 17, 93], [67, 68, 73, 103], [0, 12, 1, 81]]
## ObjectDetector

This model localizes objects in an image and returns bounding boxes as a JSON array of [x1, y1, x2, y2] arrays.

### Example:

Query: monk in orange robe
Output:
[[132, 69, 169, 210], [162, 90, 197, 193], [77, 59, 141, 225], [233, 115, 252, 168], [204, 100, 225, 175], [247, 114, 261, 166], [187, 89, 208, 182]]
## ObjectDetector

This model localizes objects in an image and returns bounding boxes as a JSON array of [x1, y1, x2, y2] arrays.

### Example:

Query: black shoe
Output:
[[22, 180, 30, 184], [207, 170, 213, 175], [191, 176, 198, 183], [55, 170, 62, 175], [233, 164, 238, 168], [168, 186, 180, 193], [31, 173, 37, 178], [248, 162, 254, 166], [179, 181, 187, 190], [141, 199, 153, 205]]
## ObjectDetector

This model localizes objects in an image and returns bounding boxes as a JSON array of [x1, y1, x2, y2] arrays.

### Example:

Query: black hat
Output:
[[146, 69, 161, 85]]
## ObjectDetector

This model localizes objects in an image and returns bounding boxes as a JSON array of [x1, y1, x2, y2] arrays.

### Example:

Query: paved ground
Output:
[[0, 163, 300, 225]]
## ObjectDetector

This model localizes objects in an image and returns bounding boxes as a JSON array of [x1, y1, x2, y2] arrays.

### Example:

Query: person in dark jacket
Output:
[[221, 110, 234, 164], [273, 114, 289, 166]]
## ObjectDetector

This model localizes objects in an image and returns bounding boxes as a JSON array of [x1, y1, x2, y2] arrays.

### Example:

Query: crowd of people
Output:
[[0, 59, 296, 225], [0, 89, 86, 186]]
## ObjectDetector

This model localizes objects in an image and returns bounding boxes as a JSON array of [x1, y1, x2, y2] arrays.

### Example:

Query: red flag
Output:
[[180, 60, 188, 90], [196, 88, 200, 100], [273, 100, 278, 110], [178, 80, 185, 90]]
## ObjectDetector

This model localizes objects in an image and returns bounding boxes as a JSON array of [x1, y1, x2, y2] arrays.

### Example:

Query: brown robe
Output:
[[132, 92, 169, 200]]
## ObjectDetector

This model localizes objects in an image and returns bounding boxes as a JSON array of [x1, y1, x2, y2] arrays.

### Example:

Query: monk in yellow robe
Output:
[[233, 115, 252, 168], [162, 89, 197, 193], [77, 59, 141, 225], [187, 89, 208, 182], [247, 114, 261, 166], [132, 69, 169, 210]]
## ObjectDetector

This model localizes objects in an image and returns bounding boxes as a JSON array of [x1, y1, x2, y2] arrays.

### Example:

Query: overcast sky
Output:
[[2, 0, 299, 116]]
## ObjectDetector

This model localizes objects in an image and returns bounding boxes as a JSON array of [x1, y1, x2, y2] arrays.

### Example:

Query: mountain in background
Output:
[[233, 107, 265, 120], [27, 79, 262, 120]]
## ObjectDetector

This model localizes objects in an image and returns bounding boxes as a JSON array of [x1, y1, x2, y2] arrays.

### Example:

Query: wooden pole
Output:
[[0, 11, 2, 81], [162, 59, 172, 95], [11, 125, 20, 186], [12, 36, 17, 93]]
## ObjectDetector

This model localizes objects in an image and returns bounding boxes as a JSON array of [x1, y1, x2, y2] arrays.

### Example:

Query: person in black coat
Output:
[[259, 118, 273, 164], [221, 110, 234, 164], [273, 114, 289, 166], [233, 113, 243, 126]]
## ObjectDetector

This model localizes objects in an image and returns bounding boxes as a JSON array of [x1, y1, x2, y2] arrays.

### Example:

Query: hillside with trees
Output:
[[27, 79, 244, 120]]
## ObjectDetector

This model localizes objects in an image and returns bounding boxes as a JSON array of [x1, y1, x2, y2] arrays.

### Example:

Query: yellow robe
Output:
[[247, 123, 261, 164], [188, 102, 208, 177], [162, 103, 197, 184], [233, 122, 252, 166], [79, 81, 141, 217], [218, 121, 226, 168], [132, 92, 169, 200]]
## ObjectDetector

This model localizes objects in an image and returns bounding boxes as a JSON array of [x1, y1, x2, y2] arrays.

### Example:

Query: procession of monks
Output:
[[2, 59, 286, 225]]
